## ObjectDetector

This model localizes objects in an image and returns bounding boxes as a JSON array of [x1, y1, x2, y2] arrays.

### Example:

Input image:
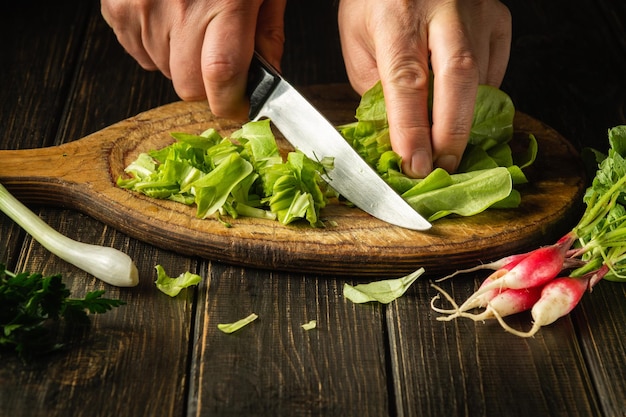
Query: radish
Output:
[[431, 242, 584, 317], [435, 251, 532, 282], [456, 233, 576, 312], [431, 130, 626, 337], [492, 266, 608, 337], [432, 283, 543, 322], [431, 264, 517, 315]]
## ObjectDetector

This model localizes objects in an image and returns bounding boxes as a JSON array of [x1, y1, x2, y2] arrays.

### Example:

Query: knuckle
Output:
[[257, 26, 286, 48], [444, 53, 479, 79], [102, 0, 146, 21], [386, 61, 430, 93], [202, 57, 241, 85]]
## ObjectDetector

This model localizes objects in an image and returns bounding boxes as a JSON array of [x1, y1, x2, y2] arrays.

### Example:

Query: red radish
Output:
[[435, 251, 532, 282], [456, 234, 576, 312], [492, 266, 608, 337], [431, 266, 514, 315], [432, 284, 543, 322]]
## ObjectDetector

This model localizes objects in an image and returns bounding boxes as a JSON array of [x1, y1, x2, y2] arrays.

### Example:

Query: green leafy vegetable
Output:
[[569, 126, 626, 281], [343, 268, 425, 304], [469, 84, 515, 150], [118, 121, 331, 227], [120, 81, 532, 226], [217, 313, 259, 333], [404, 168, 513, 221], [340, 81, 535, 221], [154, 265, 202, 297], [301, 320, 317, 330], [0, 264, 124, 359]]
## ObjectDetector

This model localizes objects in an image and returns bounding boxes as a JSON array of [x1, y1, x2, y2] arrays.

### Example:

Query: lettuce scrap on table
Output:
[[118, 82, 536, 226]]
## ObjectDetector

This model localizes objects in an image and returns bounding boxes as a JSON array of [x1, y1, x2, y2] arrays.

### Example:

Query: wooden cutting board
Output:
[[0, 85, 585, 277]]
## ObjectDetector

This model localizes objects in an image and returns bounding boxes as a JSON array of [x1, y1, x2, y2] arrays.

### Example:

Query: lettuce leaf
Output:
[[341, 81, 534, 220], [118, 120, 331, 226], [343, 268, 425, 304], [155, 265, 202, 297]]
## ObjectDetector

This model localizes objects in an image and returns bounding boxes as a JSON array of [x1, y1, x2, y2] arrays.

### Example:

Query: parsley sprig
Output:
[[0, 264, 124, 359]]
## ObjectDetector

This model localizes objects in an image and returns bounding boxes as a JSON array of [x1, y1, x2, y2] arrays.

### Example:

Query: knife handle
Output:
[[247, 52, 281, 120]]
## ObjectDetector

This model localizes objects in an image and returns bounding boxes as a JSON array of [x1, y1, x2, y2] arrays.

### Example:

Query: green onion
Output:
[[0, 184, 138, 287]]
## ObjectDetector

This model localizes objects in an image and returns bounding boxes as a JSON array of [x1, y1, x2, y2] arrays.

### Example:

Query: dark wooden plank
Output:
[[0, 218, 198, 417], [281, 0, 347, 86], [0, 0, 92, 266], [189, 266, 391, 417], [573, 282, 626, 417], [388, 277, 602, 417], [0, 0, 90, 150], [55, 4, 178, 138], [0, 2, 197, 417]]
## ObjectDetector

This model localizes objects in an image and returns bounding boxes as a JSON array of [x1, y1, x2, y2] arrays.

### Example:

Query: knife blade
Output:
[[247, 53, 431, 231]]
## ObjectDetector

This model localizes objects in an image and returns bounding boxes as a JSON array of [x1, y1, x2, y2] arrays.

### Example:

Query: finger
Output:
[[337, 0, 379, 95], [202, 3, 264, 119], [138, 4, 172, 79], [101, 0, 158, 71], [374, 18, 433, 178], [169, 13, 207, 100], [485, 4, 512, 87], [429, 7, 479, 174], [255, 0, 287, 71]]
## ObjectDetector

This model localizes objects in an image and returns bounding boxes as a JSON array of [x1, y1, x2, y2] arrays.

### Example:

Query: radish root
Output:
[[490, 303, 540, 338], [431, 283, 496, 322], [435, 264, 496, 282]]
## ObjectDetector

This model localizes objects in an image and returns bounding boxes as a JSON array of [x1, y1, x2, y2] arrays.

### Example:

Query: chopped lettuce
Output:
[[301, 320, 317, 330], [217, 313, 259, 333], [118, 120, 331, 226], [154, 265, 202, 297], [119, 80, 533, 226]]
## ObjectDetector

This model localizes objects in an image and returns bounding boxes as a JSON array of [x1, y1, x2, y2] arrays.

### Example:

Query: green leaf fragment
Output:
[[343, 268, 425, 304], [154, 265, 202, 297], [404, 167, 513, 221], [217, 313, 259, 333], [120, 79, 531, 227], [191, 153, 254, 218], [301, 320, 317, 330]]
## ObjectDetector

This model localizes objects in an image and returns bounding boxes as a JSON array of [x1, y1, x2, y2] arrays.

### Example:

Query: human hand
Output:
[[338, 0, 511, 178], [101, 0, 287, 120]]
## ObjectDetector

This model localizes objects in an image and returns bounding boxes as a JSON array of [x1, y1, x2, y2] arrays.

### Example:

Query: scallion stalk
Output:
[[0, 184, 138, 287]]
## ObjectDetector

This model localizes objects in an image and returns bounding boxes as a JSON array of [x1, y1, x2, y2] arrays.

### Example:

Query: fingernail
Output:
[[409, 150, 433, 178], [435, 155, 458, 173]]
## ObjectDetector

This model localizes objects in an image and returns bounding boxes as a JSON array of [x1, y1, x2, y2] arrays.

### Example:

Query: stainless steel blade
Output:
[[248, 54, 431, 231]]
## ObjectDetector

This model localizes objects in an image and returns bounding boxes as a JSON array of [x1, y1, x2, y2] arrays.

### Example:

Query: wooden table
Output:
[[1, 1, 625, 416]]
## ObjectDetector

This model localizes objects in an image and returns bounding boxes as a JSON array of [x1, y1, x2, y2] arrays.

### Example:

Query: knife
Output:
[[247, 52, 431, 231]]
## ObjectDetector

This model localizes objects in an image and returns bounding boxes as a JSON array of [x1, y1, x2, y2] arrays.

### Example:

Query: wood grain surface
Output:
[[1, 1, 625, 417], [0, 85, 585, 276]]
